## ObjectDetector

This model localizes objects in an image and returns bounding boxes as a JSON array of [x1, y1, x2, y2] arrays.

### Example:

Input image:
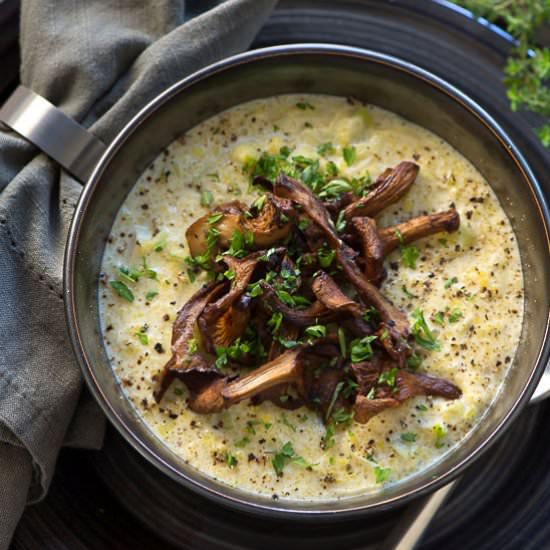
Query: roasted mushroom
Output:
[[185, 194, 294, 259], [353, 367, 462, 423], [154, 282, 227, 402], [350, 210, 460, 284], [343, 161, 419, 220]]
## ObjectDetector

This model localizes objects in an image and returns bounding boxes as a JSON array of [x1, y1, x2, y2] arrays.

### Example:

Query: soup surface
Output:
[[99, 95, 523, 500]]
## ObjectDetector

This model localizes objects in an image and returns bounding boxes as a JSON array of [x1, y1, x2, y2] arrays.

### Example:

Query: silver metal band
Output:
[[0, 85, 106, 183]]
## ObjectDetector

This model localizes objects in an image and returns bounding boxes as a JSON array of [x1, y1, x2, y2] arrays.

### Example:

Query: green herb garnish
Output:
[[343, 146, 357, 166], [401, 432, 417, 443], [317, 142, 336, 156], [452, 0, 550, 146], [109, 280, 135, 302], [350, 335, 378, 363], [444, 276, 458, 289], [433, 424, 447, 448], [200, 190, 214, 207], [373, 465, 391, 484], [411, 308, 441, 351], [304, 324, 327, 339]]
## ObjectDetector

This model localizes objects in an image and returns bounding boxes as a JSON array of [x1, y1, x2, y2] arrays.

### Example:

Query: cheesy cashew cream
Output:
[[99, 95, 523, 501]]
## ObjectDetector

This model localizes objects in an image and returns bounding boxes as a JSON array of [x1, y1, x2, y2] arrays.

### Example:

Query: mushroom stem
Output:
[[222, 347, 304, 404], [379, 209, 460, 255], [351, 209, 460, 284]]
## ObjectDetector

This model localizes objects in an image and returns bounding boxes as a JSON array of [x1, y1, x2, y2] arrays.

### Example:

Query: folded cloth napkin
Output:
[[0, 0, 276, 546]]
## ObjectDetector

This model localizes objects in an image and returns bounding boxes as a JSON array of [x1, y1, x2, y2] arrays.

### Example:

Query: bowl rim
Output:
[[64, 43, 550, 518]]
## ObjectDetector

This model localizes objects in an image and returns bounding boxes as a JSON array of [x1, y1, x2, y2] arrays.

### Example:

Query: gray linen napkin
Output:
[[0, 0, 276, 546]]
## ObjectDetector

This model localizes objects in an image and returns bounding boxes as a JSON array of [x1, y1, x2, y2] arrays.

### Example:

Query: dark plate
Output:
[[10, 1, 550, 549]]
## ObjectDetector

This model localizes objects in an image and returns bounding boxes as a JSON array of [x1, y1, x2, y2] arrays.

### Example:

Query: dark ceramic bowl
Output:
[[64, 44, 550, 518]]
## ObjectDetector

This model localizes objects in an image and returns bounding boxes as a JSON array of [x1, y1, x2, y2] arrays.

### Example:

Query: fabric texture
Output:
[[0, 1, 275, 547]]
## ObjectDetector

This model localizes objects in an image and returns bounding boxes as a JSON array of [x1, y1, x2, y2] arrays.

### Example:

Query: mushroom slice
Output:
[[185, 201, 245, 258], [353, 368, 462, 424], [343, 161, 419, 220], [311, 271, 365, 320], [186, 347, 307, 414], [202, 249, 282, 324], [247, 193, 295, 247], [353, 396, 401, 423], [336, 243, 410, 342], [199, 294, 251, 353], [274, 173, 336, 241], [350, 217, 386, 284], [378, 209, 460, 255], [185, 195, 293, 259], [154, 282, 227, 402], [350, 358, 384, 394], [261, 282, 334, 327], [223, 347, 308, 403]]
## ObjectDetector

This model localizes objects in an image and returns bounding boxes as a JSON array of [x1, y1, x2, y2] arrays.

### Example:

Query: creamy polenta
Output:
[[99, 95, 523, 500]]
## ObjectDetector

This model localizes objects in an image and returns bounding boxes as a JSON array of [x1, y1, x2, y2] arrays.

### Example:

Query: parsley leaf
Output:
[[343, 146, 357, 166], [350, 335, 378, 363], [433, 424, 447, 448], [109, 280, 134, 302], [444, 276, 458, 289], [410, 308, 441, 351], [373, 465, 391, 484], [200, 190, 214, 207], [317, 142, 336, 156], [304, 324, 327, 339], [401, 432, 417, 443]]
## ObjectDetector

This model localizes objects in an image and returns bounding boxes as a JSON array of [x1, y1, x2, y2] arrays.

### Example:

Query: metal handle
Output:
[[0, 85, 106, 183], [379, 481, 458, 550]]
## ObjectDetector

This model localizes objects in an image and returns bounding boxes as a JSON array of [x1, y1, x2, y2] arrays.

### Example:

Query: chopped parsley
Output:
[[317, 247, 336, 268], [433, 311, 446, 326], [321, 423, 335, 450], [109, 280, 134, 302], [296, 101, 315, 110], [448, 308, 463, 323], [267, 312, 283, 334], [317, 142, 336, 156], [402, 285, 417, 299], [350, 335, 377, 363], [272, 441, 308, 475], [407, 351, 422, 370], [343, 146, 357, 166], [433, 424, 447, 448], [411, 308, 441, 351], [298, 218, 310, 231], [226, 451, 238, 468], [145, 290, 158, 301], [200, 189, 214, 207], [135, 326, 149, 345], [318, 179, 353, 199], [337, 327, 347, 358], [373, 465, 391, 484], [395, 229, 420, 269], [401, 432, 417, 442], [304, 324, 327, 339], [325, 381, 345, 422], [335, 210, 347, 233], [444, 276, 458, 289], [378, 367, 398, 388], [235, 437, 250, 448], [281, 413, 297, 432]]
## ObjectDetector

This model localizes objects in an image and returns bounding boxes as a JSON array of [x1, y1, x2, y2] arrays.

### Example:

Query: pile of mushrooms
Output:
[[154, 161, 462, 426]]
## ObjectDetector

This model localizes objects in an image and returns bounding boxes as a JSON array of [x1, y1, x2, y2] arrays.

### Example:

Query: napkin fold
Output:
[[0, 1, 276, 546]]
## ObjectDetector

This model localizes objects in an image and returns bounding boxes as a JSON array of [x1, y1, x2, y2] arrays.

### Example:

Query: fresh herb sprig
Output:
[[453, 0, 550, 145]]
